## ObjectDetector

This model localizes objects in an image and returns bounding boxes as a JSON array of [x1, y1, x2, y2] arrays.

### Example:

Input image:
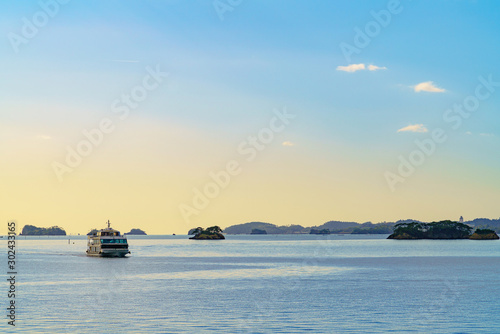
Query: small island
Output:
[[310, 228, 331, 235], [87, 229, 98, 236], [469, 229, 500, 240], [388, 221, 499, 240], [21, 225, 66, 236], [124, 228, 147, 235], [250, 229, 267, 235], [189, 226, 225, 240]]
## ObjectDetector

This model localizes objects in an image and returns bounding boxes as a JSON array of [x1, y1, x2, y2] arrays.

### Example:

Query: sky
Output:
[[1, 0, 500, 235]]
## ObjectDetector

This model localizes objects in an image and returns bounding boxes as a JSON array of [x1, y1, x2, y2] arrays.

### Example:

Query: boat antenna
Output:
[[107, 220, 110, 229]]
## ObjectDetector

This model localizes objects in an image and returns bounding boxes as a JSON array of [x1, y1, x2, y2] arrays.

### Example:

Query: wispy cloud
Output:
[[336, 63, 387, 73], [465, 132, 495, 137], [397, 124, 428, 133], [368, 65, 387, 71], [282, 141, 295, 146], [336, 63, 365, 72], [413, 81, 445, 93]]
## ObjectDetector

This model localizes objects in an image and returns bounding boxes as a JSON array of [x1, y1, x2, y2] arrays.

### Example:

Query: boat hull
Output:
[[86, 249, 130, 257]]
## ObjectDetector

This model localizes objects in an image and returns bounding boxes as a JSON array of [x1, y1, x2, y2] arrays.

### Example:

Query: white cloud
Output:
[[413, 81, 445, 93], [465, 132, 495, 137], [337, 63, 387, 73], [397, 124, 428, 133], [282, 141, 295, 146], [336, 63, 365, 72], [368, 65, 387, 71]]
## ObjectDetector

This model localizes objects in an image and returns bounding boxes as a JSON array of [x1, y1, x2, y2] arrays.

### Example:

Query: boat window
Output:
[[99, 239, 127, 244]]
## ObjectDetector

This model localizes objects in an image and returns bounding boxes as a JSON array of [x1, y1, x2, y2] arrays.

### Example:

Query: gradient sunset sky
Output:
[[1, 0, 500, 234]]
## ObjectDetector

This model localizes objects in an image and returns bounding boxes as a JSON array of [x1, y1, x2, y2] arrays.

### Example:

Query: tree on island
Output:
[[188, 227, 203, 235], [188, 226, 225, 240], [470, 228, 500, 240], [474, 228, 496, 235], [205, 226, 223, 234], [310, 229, 331, 235]]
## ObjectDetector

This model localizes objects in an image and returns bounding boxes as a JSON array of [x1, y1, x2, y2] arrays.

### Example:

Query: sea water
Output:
[[1, 234, 500, 333]]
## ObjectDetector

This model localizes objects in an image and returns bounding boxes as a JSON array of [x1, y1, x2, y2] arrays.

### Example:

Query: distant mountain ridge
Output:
[[223, 222, 305, 234], [223, 218, 500, 234], [467, 218, 500, 230], [313, 220, 361, 232], [223, 221, 395, 234]]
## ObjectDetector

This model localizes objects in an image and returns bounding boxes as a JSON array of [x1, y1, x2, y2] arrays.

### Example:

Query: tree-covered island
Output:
[[250, 229, 267, 235], [388, 221, 499, 240], [309, 229, 331, 235], [469, 229, 500, 240], [124, 228, 147, 235], [189, 226, 225, 240], [21, 225, 66, 236]]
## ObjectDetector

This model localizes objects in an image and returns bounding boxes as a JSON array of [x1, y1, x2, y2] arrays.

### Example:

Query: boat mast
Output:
[[107, 220, 110, 229]]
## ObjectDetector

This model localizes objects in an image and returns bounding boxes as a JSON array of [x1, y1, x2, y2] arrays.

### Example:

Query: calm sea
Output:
[[1, 234, 500, 333]]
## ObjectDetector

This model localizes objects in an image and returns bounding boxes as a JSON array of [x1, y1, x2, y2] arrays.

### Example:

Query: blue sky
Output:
[[1, 0, 500, 233]]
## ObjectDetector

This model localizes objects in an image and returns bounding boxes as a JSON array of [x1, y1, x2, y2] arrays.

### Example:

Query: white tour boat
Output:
[[86, 220, 131, 257]]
